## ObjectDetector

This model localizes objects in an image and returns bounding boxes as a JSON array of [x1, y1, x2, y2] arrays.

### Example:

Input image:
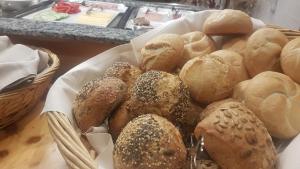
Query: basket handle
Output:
[[47, 111, 97, 169]]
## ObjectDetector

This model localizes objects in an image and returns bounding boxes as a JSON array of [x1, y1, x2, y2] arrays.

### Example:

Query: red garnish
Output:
[[52, 0, 81, 14]]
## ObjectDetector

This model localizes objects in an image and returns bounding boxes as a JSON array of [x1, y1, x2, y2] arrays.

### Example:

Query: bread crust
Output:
[[141, 34, 184, 72], [233, 71, 300, 139], [280, 37, 300, 84], [194, 100, 277, 169], [180, 31, 216, 67], [113, 114, 187, 169], [179, 50, 248, 104], [203, 9, 253, 35], [73, 77, 127, 132], [245, 28, 288, 77], [129, 71, 202, 133]]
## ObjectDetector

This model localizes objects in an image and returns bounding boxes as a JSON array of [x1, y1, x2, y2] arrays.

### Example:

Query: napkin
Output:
[[42, 10, 299, 169], [0, 36, 49, 92]]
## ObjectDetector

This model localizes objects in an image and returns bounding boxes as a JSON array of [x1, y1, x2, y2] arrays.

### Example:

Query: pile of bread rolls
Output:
[[72, 9, 300, 169]]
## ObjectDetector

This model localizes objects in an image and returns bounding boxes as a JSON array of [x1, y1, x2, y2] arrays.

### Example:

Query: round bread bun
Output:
[[199, 99, 236, 121], [140, 34, 184, 72], [233, 71, 300, 139], [103, 62, 142, 89], [180, 31, 216, 67], [129, 70, 202, 133], [245, 28, 288, 77], [212, 50, 249, 81], [232, 80, 249, 100], [194, 100, 277, 169], [109, 101, 131, 141], [73, 77, 127, 132], [203, 9, 253, 35], [179, 50, 247, 104], [222, 35, 248, 57], [281, 37, 300, 84], [113, 114, 187, 169]]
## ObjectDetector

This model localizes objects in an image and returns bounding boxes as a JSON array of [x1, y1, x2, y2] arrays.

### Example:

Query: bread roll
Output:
[[194, 100, 277, 169], [199, 99, 235, 120], [222, 35, 248, 57], [203, 9, 252, 35], [73, 77, 127, 132], [232, 80, 249, 100], [109, 101, 131, 141], [212, 50, 249, 81], [129, 70, 202, 133], [233, 71, 300, 139], [140, 34, 184, 72], [103, 62, 142, 89], [179, 50, 247, 104], [245, 28, 288, 77], [113, 114, 187, 169], [180, 31, 216, 67], [281, 37, 300, 84]]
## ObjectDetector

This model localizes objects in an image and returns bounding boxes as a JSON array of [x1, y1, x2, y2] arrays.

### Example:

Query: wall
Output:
[[252, 0, 300, 30]]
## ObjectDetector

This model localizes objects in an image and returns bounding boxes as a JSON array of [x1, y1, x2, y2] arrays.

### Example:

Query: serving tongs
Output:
[[188, 134, 206, 169]]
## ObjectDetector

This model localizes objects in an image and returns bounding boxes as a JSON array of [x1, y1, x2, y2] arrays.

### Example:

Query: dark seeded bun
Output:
[[128, 70, 202, 133], [113, 114, 187, 169], [73, 77, 127, 132], [103, 62, 142, 91]]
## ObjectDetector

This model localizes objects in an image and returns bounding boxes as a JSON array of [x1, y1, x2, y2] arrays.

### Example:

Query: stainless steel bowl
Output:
[[0, 0, 34, 11]]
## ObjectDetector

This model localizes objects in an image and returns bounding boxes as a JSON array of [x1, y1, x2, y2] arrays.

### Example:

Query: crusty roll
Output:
[[108, 101, 131, 141], [129, 70, 202, 133], [180, 31, 216, 67], [222, 35, 248, 57], [113, 114, 187, 169], [232, 80, 249, 100], [140, 34, 184, 72], [203, 9, 253, 35], [199, 99, 235, 120], [233, 71, 300, 139], [245, 28, 288, 77], [103, 62, 142, 89], [194, 100, 277, 169], [179, 50, 248, 104], [212, 50, 249, 81], [73, 77, 127, 132], [280, 37, 300, 84]]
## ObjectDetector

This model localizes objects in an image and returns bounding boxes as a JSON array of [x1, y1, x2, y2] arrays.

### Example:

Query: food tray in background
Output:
[[22, 1, 128, 27], [125, 6, 194, 30]]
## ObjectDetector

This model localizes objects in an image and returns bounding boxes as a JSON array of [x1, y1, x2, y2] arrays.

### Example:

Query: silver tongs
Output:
[[188, 134, 205, 169]]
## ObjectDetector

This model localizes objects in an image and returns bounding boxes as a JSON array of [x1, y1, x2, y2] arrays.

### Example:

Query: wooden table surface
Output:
[[0, 100, 68, 169]]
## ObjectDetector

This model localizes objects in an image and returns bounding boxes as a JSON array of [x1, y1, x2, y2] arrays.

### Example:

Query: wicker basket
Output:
[[0, 48, 60, 129], [46, 27, 300, 169]]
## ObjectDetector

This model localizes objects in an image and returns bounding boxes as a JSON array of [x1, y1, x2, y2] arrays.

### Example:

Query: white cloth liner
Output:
[[42, 10, 299, 169], [0, 36, 49, 91]]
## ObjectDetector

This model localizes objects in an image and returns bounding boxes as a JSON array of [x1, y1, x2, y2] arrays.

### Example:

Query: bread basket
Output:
[[45, 26, 300, 169], [0, 48, 60, 129]]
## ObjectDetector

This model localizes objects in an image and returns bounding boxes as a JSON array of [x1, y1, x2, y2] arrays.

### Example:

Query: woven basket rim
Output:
[[0, 48, 60, 96]]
